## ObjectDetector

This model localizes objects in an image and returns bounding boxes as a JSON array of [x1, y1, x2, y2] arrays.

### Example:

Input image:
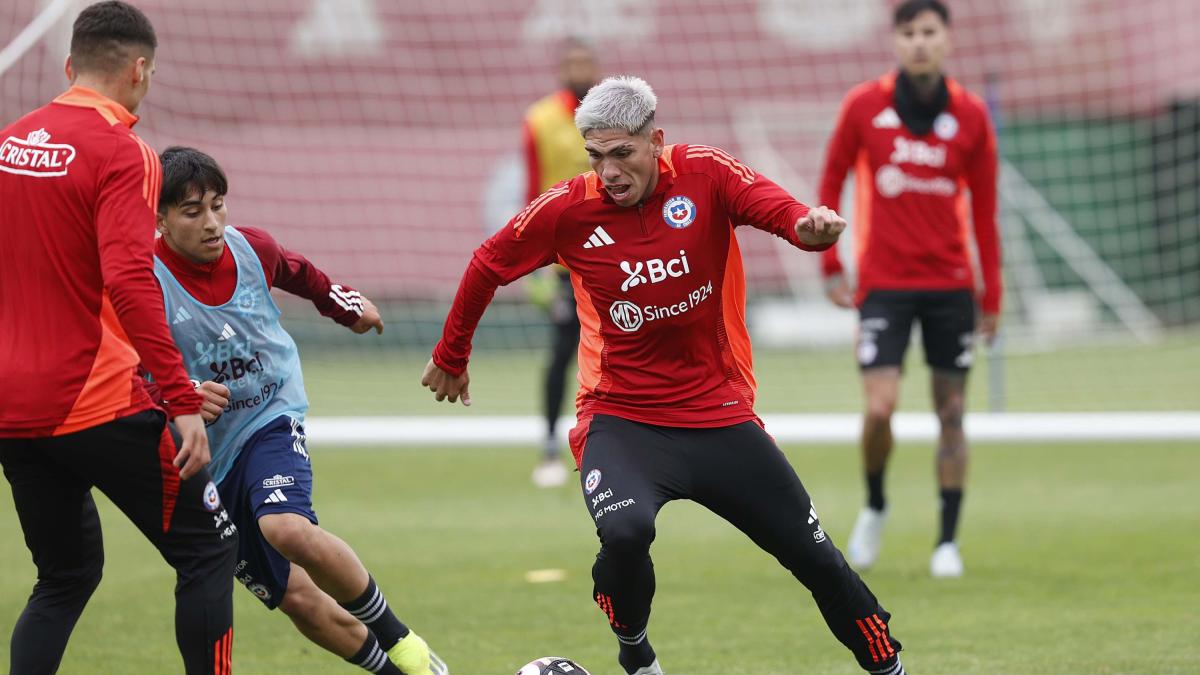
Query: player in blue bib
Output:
[[151, 146, 447, 675]]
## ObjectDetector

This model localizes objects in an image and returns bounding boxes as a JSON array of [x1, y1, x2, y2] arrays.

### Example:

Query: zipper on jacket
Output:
[[636, 203, 648, 237]]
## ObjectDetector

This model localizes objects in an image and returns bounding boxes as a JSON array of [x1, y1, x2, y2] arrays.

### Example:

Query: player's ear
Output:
[[650, 127, 665, 156], [132, 56, 147, 86], [155, 211, 169, 235], [64, 54, 74, 83]]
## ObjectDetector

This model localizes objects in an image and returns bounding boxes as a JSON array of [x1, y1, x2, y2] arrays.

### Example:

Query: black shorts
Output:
[[857, 289, 976, 372]]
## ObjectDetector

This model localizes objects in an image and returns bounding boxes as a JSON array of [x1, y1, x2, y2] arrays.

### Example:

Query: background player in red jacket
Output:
[[817, 0, 1002, 578], [0, 3, 235, 673], [422, 76, 905, 675]]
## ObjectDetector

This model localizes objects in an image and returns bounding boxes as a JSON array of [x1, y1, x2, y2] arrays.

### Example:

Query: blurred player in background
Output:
[[150, 147, 447, 675], [0, 3, 237, 673], [522, 37, 600, 488], [817, 0, 1001, 578], [423, 76, 905, 675]]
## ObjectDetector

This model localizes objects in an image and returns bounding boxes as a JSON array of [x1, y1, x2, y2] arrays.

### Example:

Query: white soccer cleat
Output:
[[930, 541, 964, 578], [531, 457, 569, 488], [846, 507, 888, 570], [630, 659, 664, 675]]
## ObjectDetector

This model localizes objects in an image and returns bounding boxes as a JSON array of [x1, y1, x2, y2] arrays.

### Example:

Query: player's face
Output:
[[157, 188, 228, 264], [894, 10, 950, 78], [584, 127, 665, 207], [561, 46, 599, 100]]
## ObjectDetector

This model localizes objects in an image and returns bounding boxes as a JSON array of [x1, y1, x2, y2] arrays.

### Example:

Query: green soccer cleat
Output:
[[387, 632, 449, 675]]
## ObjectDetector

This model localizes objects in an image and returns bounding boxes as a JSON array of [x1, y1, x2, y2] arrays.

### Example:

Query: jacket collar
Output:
[[53, 85, 139, 128]]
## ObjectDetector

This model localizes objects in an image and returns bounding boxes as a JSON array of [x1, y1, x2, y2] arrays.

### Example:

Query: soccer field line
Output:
[[302, 412, 1200, 446]]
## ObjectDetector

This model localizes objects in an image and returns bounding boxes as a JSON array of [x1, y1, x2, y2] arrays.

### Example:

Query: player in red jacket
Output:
[[0, 3, 235, 673], [423, 76, 905, 675], [817, 0, 1002, 578]]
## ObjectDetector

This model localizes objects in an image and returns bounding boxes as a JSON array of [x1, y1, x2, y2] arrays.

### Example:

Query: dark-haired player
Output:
[[0, 3, 236, 673], [818, 0, 1002, 577], [149, 146, 448, 675]]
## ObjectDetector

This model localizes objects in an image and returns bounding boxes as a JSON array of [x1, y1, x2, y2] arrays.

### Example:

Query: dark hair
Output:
[[893, 0, 950, 26], [70, 1, 157, 75], [158, 146, 228, 213]]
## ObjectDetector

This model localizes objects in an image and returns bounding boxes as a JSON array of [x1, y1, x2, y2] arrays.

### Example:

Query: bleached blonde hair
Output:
[[574, 75, 657, 137]]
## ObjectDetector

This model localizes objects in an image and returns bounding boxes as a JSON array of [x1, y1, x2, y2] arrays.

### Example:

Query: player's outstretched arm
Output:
[[421, 359, 471, 406]]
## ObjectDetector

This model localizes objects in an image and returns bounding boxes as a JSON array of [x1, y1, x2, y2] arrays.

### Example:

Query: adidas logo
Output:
[[262, 488, 288, 504], [216, 323, 236, 341], [873, 107, 901, 129], [172, 306, 193, 325], [582, 226, 616, 249]]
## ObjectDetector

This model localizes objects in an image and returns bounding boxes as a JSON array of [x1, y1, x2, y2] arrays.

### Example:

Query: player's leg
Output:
[[0, 438, 104, 675], [919, 290, 976, 577], [66, 410, 236, 675], [246, 417, 445, 674], [688, 422, 905, 674], [578, 414, 681, 675], [533, 274, 579, 488], [848, 291, 916, 569]]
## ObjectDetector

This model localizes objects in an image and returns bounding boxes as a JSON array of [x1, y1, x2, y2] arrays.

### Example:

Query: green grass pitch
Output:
[[2, 441, 1197, 673]]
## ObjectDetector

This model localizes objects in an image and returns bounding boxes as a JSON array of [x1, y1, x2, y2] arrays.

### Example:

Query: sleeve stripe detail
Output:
[[130, 135, 161, 209], [512, 185, 569, 236], [329, 284, 364, 316], [130, 135, 151, 205], [685, 146, 756, 184]]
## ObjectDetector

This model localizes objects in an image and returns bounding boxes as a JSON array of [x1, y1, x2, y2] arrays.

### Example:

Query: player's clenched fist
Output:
[[794, 205, 846, 247], [194, 380, 231, 424]]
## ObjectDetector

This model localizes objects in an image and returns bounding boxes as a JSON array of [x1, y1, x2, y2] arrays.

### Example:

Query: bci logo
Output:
[[620, 250, 691, 292]]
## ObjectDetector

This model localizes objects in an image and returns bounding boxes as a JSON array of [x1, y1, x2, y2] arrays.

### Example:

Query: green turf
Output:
[[2, 441, 1197, 673], [298, 333, 1200, 416]]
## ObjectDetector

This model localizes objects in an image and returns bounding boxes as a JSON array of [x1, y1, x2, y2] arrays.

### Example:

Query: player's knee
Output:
[[277, 580, 319, 619], [865, 398, 896, 425], [259, 514, 317, 563], [936, 398, 965, 431], [598, 517, 655, 557], [36, 561, 104, 600]]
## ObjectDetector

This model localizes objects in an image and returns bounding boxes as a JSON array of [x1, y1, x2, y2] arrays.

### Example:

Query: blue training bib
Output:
[[153, 226, 308, 484]]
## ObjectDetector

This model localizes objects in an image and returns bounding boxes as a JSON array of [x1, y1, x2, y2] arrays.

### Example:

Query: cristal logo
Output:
[[609, 300, 643, 332], [0, 128, 77, 178], [619, 250, 691, 292]]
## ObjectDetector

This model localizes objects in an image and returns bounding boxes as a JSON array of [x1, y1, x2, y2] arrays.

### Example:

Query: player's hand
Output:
[[824, 274, 855, 309], [350, 297, 384, 335], [195, 380, 230, 424], [794, 206, 846, 247], [977, 312, 1000, 345], [172, 413, 212, 480], [421, 358, 471, 406]]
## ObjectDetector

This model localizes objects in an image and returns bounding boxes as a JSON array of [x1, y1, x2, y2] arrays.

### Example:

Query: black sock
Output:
[[939, 488, 963, 544], [340, 575, 410, 651], [346, 631, 402, 674], [866, 470, 886, 511], [616, 628, 655, 674]]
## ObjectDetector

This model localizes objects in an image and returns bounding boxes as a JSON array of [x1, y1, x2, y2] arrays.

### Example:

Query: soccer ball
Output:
[[515, 656, 591, 674]]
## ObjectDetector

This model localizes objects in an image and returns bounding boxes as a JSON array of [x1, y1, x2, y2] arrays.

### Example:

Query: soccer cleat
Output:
[[846, 507, 887, 570], [629, 659, 664, 675], [387, 632, 449, 675], [930, 541, 964, 578], [531, 457, 569, 488]]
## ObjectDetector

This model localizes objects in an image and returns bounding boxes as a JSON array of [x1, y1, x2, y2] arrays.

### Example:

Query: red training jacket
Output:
[[818, 72, 1002, 313], [434, 144, 827, 463], [0, 86, 201, 437]]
